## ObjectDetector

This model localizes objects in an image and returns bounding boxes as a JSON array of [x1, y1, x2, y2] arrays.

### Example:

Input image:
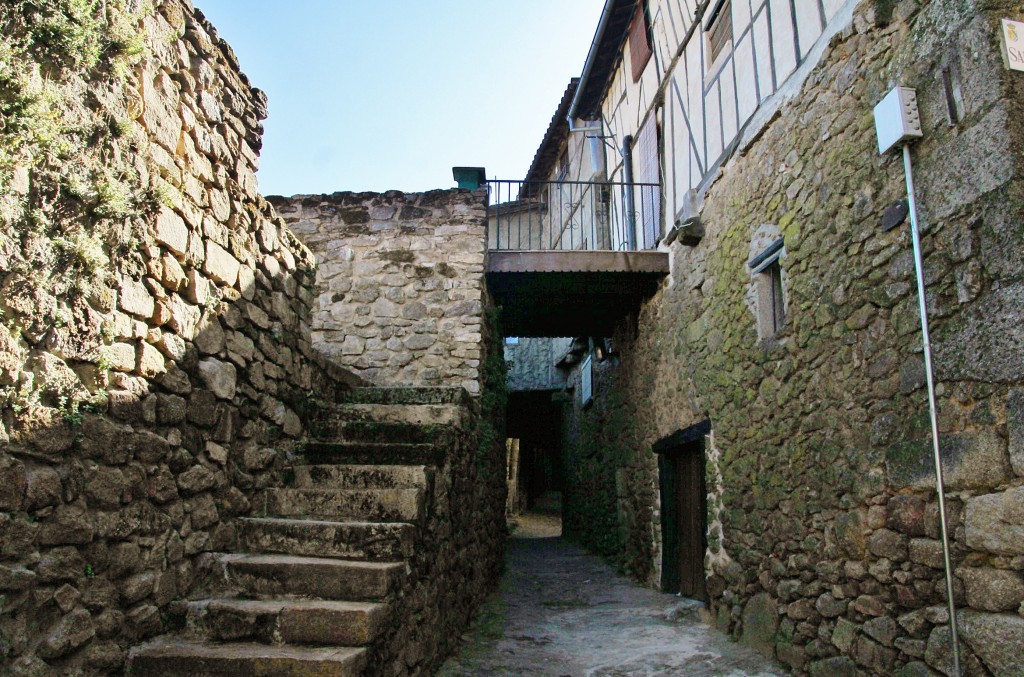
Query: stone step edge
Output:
[[292, 464, 432, 489], [177, 597, 390, 646], [236, 517, 418, 561], [208, 554, 408, 601], [127, 638, 368, 675], [300, 442, 447, 466]]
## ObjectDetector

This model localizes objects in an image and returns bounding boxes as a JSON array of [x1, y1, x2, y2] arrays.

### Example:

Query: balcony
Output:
[[484, 179, 670, 337]]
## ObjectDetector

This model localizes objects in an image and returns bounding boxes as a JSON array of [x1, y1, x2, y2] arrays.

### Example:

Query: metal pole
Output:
[[902, 143, 962, 676]]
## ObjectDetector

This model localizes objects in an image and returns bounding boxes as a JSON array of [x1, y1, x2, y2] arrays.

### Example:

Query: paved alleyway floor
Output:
[[438, 498, 786, 676]]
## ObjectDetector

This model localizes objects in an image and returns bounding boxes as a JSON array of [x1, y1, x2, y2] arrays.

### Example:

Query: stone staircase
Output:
[[127, 387, 471, 676]]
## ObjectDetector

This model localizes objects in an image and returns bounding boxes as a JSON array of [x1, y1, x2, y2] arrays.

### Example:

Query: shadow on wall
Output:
[[0, 206, 361, 673]]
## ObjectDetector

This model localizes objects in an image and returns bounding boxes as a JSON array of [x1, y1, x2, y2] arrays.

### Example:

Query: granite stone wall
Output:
[[505, 337, 571, 392], [0, 1, 362, 672], [270, 190, 489, 394], [561, 1, 1024, 675]]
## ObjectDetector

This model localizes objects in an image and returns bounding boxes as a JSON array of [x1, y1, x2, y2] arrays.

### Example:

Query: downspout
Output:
[[566, 0, 624, 130], [622, 134, 636, 250]]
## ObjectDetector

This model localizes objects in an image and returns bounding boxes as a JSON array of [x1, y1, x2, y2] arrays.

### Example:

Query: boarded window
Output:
[[634, 114, 662, 249], [706, 0, 733, 66], [629, 3, 653, 82]]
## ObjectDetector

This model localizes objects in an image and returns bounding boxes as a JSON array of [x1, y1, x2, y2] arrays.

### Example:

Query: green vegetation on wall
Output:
[[0, 0, 154, 417], [1, 0, 153, 303]]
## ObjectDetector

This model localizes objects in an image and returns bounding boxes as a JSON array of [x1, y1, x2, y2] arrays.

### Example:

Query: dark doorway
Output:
[[654, 421, 709, 600]]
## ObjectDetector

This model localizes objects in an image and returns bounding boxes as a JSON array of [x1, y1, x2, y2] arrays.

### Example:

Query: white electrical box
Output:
[[874, 86, 923, 154]]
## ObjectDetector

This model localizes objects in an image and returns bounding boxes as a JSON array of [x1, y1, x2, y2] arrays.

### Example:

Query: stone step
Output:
[[309, 419, 456, 446], [293, 464, 432, 490], [302, 442, 445, 466], [128, 639, 367, 676], [262, 488, 424, 522], [238, 517, 416, 561], [324, 402, 468, 429], [335, 386, 470, 406], [181, 598, 389, 646], [209, 554, 405, 601]]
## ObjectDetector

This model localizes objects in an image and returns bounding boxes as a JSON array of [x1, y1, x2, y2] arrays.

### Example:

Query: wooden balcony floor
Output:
[[486, 251, 670, 337]]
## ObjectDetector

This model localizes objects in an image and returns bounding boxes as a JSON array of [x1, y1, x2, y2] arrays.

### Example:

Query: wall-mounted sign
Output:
[[1001, 19, 1024, 71]]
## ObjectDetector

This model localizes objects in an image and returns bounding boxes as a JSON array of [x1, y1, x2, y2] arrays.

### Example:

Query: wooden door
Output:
[[658, 438, 707, 599]]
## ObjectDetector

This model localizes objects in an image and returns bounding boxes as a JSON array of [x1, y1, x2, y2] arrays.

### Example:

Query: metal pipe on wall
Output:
[[902, 143, 962, 676], [622, 134, 636, 250]]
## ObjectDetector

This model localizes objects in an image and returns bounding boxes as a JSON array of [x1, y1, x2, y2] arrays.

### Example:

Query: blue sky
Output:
[[197, 1, 605, 197]]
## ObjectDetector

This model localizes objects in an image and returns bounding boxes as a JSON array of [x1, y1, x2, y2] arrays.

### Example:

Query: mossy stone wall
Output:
[[563, 2, 1024, 674]]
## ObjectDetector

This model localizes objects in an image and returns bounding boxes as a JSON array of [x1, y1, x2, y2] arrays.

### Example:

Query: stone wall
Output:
[[270, 191, 489, 394], [561, 1, 1024, 675], [0, 1, 363, 673], [505, 337, 571, 392]]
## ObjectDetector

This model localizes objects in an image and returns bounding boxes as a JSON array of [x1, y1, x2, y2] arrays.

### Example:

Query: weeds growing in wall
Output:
[[0, 0, 155, 415], [1, 0, 154, 297]]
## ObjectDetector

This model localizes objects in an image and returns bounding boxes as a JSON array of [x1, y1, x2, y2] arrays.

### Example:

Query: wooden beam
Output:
[[486, 250, 669, 274]]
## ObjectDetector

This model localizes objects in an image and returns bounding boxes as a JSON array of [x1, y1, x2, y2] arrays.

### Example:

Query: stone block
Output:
[[888, 494, 927, 536], [198, 358, 236, 400], [136, 341, 166, 378], [867, 528, 908, 560], [155, 207, 189, 256], [25, 465, 62, 510], [909, 538, 945, 569], [1009, 388, 1024, 477], [807, 656, 862, 677], [886, 429, 1009, 490], [957, 610, 1024, 676], [38, 608, 95, 659], [119, 279, 155, 319], [101, 342, 138, 372], [739, 592, 778, 658], [862, 616, 901, 647], [0, 454, 27, 511], [965, 487, 1024, 556], [957, 567, 1024, 612], [85, 467, 126, 510], [204, 241, 241, 286], [934, 281, 1024, 383]]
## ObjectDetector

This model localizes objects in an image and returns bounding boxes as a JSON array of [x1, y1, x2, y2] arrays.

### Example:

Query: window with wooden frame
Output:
[[629, 2, 653, 82], [705, 0, 733, 67], [749, 237, 786, 339]]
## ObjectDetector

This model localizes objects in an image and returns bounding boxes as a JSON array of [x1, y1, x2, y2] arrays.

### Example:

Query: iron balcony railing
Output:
[[487, 179, 661, 252]]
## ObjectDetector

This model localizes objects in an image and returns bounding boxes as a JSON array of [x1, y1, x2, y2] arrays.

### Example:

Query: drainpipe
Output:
[[622, 134, 637, 250], [874, 86, 961, 676], [566, 0, 620, 129]]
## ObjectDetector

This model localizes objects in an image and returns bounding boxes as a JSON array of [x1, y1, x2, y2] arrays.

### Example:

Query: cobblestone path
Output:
[[439, 504, 786, 676]]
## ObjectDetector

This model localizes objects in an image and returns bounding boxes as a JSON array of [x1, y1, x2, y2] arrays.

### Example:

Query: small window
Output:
[[629, 3, 653, 82], [580, 353, 593, 406], [505, 337, 520, 345], [761, 260, 785, 335], [705, 0, 733, 66], [749, 237, 786, 339], [555, 149, 568, 182]]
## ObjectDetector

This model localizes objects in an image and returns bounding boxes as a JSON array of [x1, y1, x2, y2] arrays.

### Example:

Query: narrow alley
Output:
[[439, 496, 784, 676]]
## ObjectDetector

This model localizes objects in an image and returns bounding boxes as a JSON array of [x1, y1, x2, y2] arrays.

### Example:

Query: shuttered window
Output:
[[629, 3, 653, 82], [634, 114, 661, 249], [706, 0, 733, 66]]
